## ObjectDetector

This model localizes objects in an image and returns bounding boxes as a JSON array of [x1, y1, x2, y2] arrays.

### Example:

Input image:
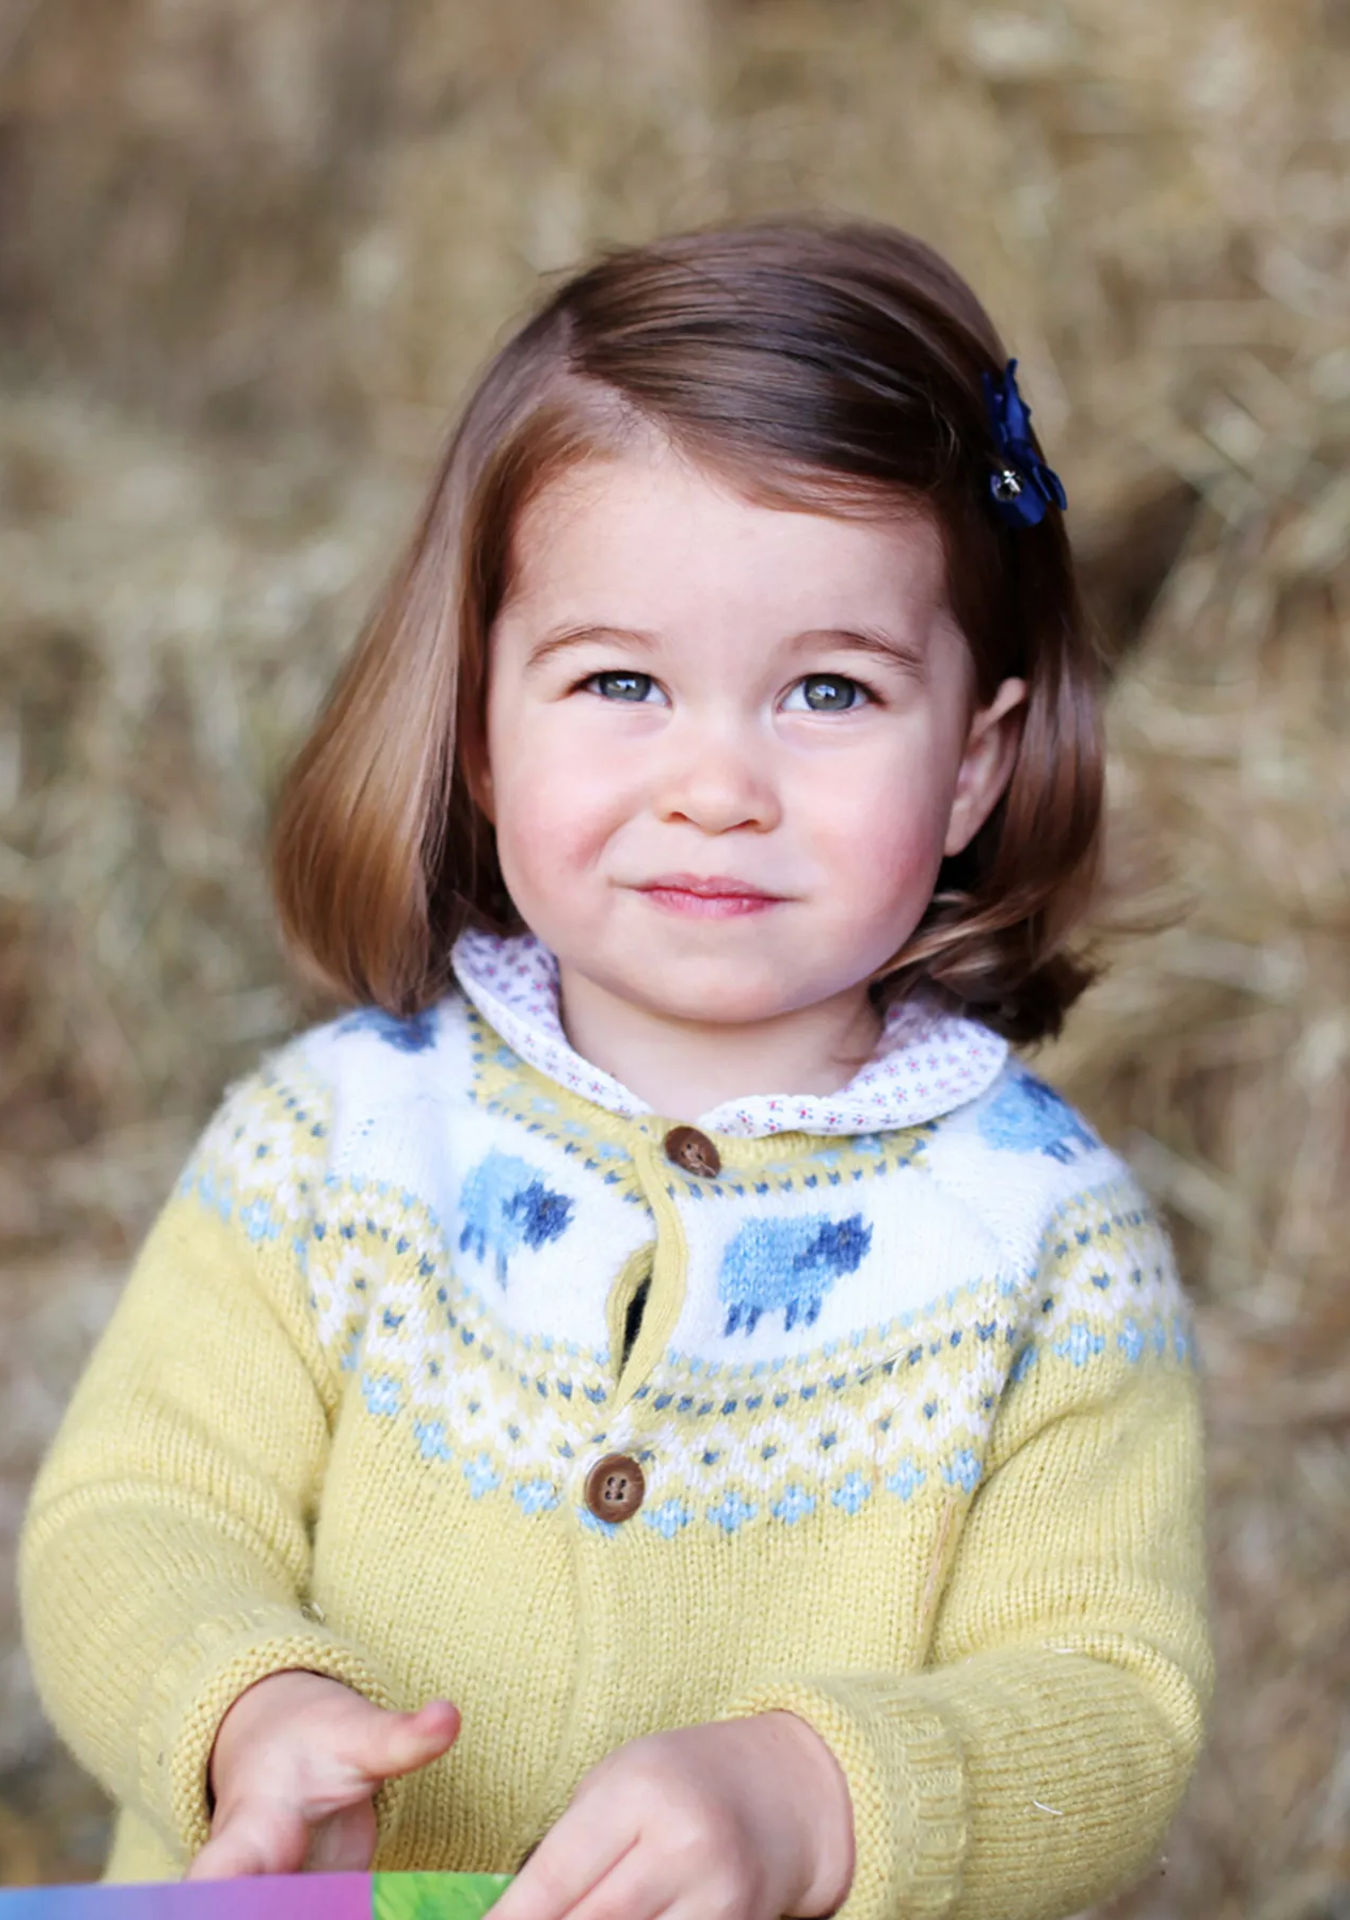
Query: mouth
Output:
[[635, 873, 786, 919]]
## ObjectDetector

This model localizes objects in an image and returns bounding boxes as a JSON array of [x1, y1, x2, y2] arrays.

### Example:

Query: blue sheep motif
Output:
[[719, 1213, 873, 1336], [458, 1150, 575, 1286], [336, 1007, 439, 1053], [977, 1072, 1096, 1164]]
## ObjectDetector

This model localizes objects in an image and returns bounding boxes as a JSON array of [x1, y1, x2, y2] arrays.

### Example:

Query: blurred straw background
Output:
[[1, 0, 1347, 1911]]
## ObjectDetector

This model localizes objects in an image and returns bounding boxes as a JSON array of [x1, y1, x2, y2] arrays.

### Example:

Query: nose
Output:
[[652, 715, 781, 834]]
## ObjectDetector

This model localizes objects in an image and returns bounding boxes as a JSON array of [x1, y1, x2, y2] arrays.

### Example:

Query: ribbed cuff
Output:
[[713, 1677, 966, 1920], [136, 1603, 411, 1864]]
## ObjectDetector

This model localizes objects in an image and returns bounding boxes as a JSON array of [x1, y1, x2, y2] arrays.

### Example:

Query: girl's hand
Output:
[[187, 1669, 461, 1878], [491, 1712, 855, 1920]]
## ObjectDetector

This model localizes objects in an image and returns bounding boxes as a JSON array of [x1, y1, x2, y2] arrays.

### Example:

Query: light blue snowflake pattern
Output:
[[706, 1490, 757, 1535], [1054, 1323, 1105, 1367], [831, 1472, 872, 1515], [885, 1460, 927, 1501], [578, 1505, 619, 1537], [513, 1479, 560, 1515], [462, 1452, 501, 1499], [239, 1197, 282, 1243], [772, 1485, 816, 1525], [642, 1499, 694, 1539], [1118, 1318, 1146, 1363], [943, 1449, 983, 1494], [183, 1166, 232, 1222], [361, 1373, 401, 1418], [413, 1419, 452, 1461]]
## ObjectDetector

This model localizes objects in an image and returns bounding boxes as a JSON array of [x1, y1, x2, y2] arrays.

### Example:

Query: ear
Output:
[[943, 676, 1027, 857]]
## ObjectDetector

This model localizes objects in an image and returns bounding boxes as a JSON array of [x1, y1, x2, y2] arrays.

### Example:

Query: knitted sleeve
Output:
[[17, 1049, 408, 1868], [712, 1198, 1212, 1920]]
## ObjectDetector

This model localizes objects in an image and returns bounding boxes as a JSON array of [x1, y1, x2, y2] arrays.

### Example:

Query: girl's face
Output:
[[483, 442, 1025, 1033]]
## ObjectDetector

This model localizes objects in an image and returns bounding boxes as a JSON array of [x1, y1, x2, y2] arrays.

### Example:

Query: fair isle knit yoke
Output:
[[18, 930, 1212, 1920]]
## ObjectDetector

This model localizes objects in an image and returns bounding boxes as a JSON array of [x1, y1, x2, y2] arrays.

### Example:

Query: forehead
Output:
[[498, 445, 950, 630]]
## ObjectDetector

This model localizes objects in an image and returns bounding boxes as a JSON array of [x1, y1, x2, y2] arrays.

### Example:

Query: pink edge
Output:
[[0, 1874, 373, 1919]]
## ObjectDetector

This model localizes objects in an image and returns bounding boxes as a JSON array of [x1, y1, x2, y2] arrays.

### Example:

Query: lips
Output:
[[635, 873, 786, 919], [640, 873, 781, 899]]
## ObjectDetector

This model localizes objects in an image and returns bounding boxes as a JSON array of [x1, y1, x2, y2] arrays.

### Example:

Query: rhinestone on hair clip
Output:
[[980, 359, 1067, 529]]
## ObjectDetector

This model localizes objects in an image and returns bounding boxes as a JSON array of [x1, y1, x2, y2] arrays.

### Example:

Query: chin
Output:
[[623, 967, 806, 1029]]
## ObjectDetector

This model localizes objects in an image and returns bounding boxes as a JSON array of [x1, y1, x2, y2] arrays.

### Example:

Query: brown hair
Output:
[[272, 214, 1103, 1044]]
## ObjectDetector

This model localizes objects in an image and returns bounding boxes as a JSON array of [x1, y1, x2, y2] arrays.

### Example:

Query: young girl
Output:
[[19, 216, 1211, 1920]]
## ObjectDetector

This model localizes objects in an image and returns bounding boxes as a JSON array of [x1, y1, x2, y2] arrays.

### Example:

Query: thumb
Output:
[[347, 1697, 462, 1786]]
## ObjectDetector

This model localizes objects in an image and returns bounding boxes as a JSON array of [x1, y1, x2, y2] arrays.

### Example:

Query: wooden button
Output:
[[584, 1452, 646, 1522], [663, 1125, 721, 1178]]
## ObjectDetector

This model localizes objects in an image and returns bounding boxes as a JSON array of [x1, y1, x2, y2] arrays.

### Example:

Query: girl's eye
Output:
[[584, 670, 659, 703], [786, 674, 871, 713]]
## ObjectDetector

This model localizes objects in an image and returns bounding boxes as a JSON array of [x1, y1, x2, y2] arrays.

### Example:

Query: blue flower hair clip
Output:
[[980, 358, 1067, 528]]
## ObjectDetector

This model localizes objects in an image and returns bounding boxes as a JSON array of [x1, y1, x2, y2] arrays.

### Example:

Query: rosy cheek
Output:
[[870, 806, 944, 868], [803, 774, 953, 924], [496, 755, 610, 882], [808, 758, 939, 855]]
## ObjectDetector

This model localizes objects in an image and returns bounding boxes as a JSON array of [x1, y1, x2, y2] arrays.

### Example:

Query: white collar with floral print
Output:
[[450, 929, 1008, 1141]]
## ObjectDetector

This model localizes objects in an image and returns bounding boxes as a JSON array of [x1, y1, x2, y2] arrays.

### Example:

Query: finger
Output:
[[187, 1801, 312, 1879], [341, 1698, 462, 1789], [491, 1828, 639, 1920], [304, 1800, 377, 1873], [543, 1843, 672, 1920]]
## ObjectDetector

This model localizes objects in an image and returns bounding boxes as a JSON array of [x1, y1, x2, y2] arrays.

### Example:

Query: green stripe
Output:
[[371, 1873, 513, 1918]]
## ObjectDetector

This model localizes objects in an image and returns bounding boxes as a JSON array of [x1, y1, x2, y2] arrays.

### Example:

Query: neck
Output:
[[556, 969, 883, 1122]]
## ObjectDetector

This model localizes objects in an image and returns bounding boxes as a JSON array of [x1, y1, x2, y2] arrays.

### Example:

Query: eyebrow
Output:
[[524, 625, 659, 671], [524, 623, 927, 673], [793, 627, 929, 673]]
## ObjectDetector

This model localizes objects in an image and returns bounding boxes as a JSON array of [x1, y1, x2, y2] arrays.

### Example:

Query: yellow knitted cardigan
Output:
[[19, 954, 1211, 1920]]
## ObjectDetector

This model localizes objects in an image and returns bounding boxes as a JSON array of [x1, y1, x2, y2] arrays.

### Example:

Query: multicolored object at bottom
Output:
[[0, 1873, 512, 1919]]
